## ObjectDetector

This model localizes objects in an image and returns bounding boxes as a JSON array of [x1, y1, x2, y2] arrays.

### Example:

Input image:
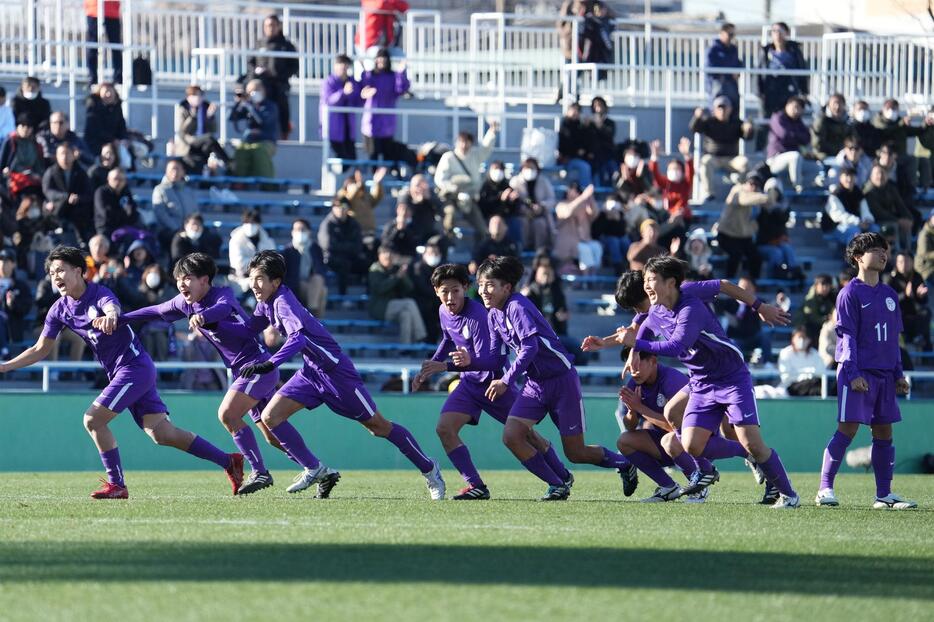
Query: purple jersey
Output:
[[835, 278, 904, 376], [42, 282, 144, 372], [632, 279, 720, 325], [431, 298, 507, 384], [635, 292, 748, 384], [253, 285, 347, 372], [625, 363, 689, 422], [121, 287, 269, 376], [487, 293, 573, 385]]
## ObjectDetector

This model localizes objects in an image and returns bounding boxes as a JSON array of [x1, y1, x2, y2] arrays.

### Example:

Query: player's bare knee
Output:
[[870, 424, 893, 440], [435, 421, 458, 446], [217, 408, 239, 431], [364, 414, 391, 437], [260, 410, 282, 429]]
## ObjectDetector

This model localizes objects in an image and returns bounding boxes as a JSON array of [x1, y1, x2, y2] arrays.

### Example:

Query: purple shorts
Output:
[[509, 369, 586, 437], [441, 379, 516, 425], [95, 355, 168, 428], [230, 365, 280, 423], [278, 362, 377, 422], [683, 375, 759, 433], [838, 368, 902, 426]]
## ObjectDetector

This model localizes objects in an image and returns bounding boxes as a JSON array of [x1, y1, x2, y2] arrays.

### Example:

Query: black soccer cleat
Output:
[[453, 484, 491, 500], [540, 483, 571, 501], [237, 470, 274, 495], [679, 466, 720, 497], [314, 469, 341, 499], [758, 482, 780, 505], [619, 464, 639, 497]]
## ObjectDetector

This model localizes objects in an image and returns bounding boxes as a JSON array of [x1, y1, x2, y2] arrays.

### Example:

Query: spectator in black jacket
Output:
[[380, 202, 419, 259], [852, 100, 882, 155], [41, 143, 94, 244], [37, 111, 93, 167], [84, 82, 128, 155], [811, 93, 852, 161], [94, 167, 139, 238], [407, 241, 444, 342], [757, 22, 809, 118], [526, 261, 570, 336], [0, 247, 33, 356], [587, 96, 617, 184], [716, 275, 771, 362], [11, 77, 51, 131], [170, 213, 222, 265], [591, 196, 628, 273], [317, 197, 367, 295], [87, 141, 119, 190], [0, 115, 45, 200], [477, 161, 522, 244], [248, 14, 299, 139], [864, 162, 913, 252], [283, 218, 327, 317], [886, 252, 931, 350], [690, 96, 753, 200], [472, 214, 519, 264], [558, 103, 593, 187], [397, 174, 442, 245]]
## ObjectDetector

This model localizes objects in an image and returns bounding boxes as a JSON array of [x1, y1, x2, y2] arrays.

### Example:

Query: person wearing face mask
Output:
[[851, 101, 881, 155], [170, 213, 221, 265], [318, 198, 367, 295], [434, 124, 499, 235], [872, 99, 930, 190], [557, 103, 594, 188], [407, 241, 445, 342], [174, 85, 230, 174], [127, 265, 174, 362], [613, 143, 657, 209], [337, 166, 386, 237], [590, 196, 629, 274], [84, 82, 128, 156], [320, 54, 362, 163], [93, 167, 138, 238], [88, 142, 119, 190], [229, 79, 279, 179], [756, 22, 809, 118], [509, 157, 556, 251], [648, 137, 694, 232], [229, 208, 275, 294], [11, 77, 51, 131], [478, 162, 523, 244], [380, 202, 419, 259], [810, 93, 852, 162], [283, 218, 328, 317], [777, 327, 826, 395], [42, 142, 94, 245], [0, 247, 33, 355], [0, 115, 45, 200], [152, 159, 197, 248]]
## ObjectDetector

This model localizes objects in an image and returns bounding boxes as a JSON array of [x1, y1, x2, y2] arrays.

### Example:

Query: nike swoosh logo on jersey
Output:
[[861, 303, 871, 308]]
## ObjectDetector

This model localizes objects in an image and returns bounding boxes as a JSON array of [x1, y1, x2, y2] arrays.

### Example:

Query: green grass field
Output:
[[0, 470, 932, 622]]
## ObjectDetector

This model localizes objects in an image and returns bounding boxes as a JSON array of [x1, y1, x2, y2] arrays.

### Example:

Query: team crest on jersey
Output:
[[461, 324, 470, 339], [87, 306, 98, 320], [656, 394, 667, 408], [885, 297, 896, 312]]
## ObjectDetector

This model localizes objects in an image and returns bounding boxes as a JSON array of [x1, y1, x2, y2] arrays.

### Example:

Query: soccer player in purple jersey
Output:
[[412, 263, 574, 500], [242, 251, 447, 499], [817, 232, 916, 509], [476, 256, 637, 501], [618, 256, 800, 508], [99, 253, 288, 495], [0, 246, 243, 499]]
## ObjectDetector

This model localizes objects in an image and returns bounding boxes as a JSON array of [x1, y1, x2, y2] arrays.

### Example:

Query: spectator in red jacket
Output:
[[648, 137, 693, 246], [356, 0, 409, 55], [85, 0, 123, 86]]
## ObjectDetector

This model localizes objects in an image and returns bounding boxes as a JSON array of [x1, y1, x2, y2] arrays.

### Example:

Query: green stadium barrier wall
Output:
[[2, 394, 932, 473]]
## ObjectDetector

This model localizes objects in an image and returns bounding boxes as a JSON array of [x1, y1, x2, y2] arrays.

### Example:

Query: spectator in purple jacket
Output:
[[766, 96, 812, 192], [360, 48, 414, 167], [319, 54, 361, 161]]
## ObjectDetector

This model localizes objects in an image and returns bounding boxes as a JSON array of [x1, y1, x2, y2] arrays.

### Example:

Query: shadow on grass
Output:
[[1, 542, 933, 597]]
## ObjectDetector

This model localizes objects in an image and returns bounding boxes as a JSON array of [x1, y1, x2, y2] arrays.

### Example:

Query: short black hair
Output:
[[773, 21, 790, 34], [845, 232, 888, 267], [720, 22, 735, 32], [591, 96, 607, 111], [0, 86, 6, 98], [814, 273, 833, 286], [248, 250, 286, 281], [477, 255, 524, 288], [335, 53, 352, 65], [242, 208, 261, 223], [45, 245, 86, 275], [185, 212, 204, 225], [431, 263, 470, 288], [293, 218, 311, 229], [456, 131, 475, 144], [843, 134, 861, 148], [173, 252, 217, 281], [614, 270, 648, 311], [644, 255, 686, 287]]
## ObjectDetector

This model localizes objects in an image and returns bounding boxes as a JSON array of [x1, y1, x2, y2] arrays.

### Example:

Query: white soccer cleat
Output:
[[424, 459, 446, 500], [683, 486, 709, 504], [640, 484, 681, 503], [744, 458, 766, 485], [771, 493, 800, 509], [815, 488, 839, 507], [286, 464, 327, 494], [873, 493, 918, 510]]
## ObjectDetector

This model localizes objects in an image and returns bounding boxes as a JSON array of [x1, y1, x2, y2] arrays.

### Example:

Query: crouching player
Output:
[[816, 233, 916, 509]]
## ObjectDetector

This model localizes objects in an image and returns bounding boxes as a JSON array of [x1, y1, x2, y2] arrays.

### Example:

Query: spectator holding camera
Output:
[[510, 157, 556, 251], [434, 124, 498, 235], [229, 79, 278, 178], [174, 85, 230, 174]]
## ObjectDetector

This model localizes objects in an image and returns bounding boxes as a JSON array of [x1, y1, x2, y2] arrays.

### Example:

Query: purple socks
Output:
[[521, 453, 564, 486], [233, 427, 267, 473], [871, 438, 895, 498], [627, 451, 676, 488], [186, 435, 231, 469], [386, 423, 434, 473], [759, 449, 795, 497], [701, 436, 749, 461], [542, 444, 571, 481], [447, 445, 483, 487], [598, 447, 631, 469], [671, 450, 700, 478], [268, 421, 320, 469], [99, 447, 125, 487], [819, 430, 852, 490]]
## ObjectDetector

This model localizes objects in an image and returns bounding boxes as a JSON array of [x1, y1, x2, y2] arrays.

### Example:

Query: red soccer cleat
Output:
[[225, 453, 245, 495], [90, 478, 129, 500]]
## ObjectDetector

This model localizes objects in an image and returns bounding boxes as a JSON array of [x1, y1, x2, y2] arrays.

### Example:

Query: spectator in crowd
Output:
[[719, 173, 779, 278], [477, 161, 522, 243], [778, 326, 827, 396], [434, 124, 497, 235], [690, 97, 753, 200], [0, 247, 33, 355], [249, 14, 299, 139], [613, 144, 657, 210], [626, 219, 665, 272], [380, 202, 419, 259], [318, 197, 366, 295], [526, 260, 571, 337], [876, 141, 918, 222], [830, 135, 872, 189], [37, 112, 92, 167], [509, 157, 556, 251], [93, 167, 137, 238], [84, 82, 127, 156], [872, 99, 929, 180], [915, 106, 934, 189], [886, 252, 931, 350], [811, 93, 851, 162], [818, 308, 838, 369], [864, 162, 912, 252], [766, 96, 812, 193], [356, 0, 409, 54], [320, 54, 360, 161], [12, 192, 56, 270], [367, 246, 427, 344], [0, 115, 45, 199], [757, 22, 809, 118], [648, 137, 693, 245], [676, 227, 713, 280], [170, 213, 221, 265], [174, 85, 230, 174], [718, 275, 771, 362], [85, 233, 111, 281], [88, 141, 119, 189], [0, 86, 14, 137], [398, 174, 442, 245], [705, 22, 743, 111], [580, 0, 614, 82], [558, 103, 593, 187], [916, 209, 934, 284], [851, 100, 881, 155], [825, 165, 874, 245], [229, 79, 278, 178], [338, 167, 386, 237], [472, 214, 519, 264], [796, 273, 836, 344], [408, 240, 444, 343], [360, 49, 413, 166], [228, 208, 275, 293], [12, 77, 51, 131], [283, 218, 327, 317], [756, 183, 801, 279], [129, 264, 174, 362], [152, 158, 197, 247], [85, 0, 123, 86], [590, 195, 628, 273], [41, 142, 94, 244], [587, 97, 617, 184], [554, 183, 601, 275], [123, 239, 156, 285]]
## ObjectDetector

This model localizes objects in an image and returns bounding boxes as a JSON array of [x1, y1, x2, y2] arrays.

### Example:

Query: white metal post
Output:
[[664, 69, 672, 154], [97, 0, 104, 85], [298, 54, 306, 144]]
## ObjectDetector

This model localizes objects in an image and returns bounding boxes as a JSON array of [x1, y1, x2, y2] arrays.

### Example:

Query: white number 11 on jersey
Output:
[[874, 322, 887, 342]]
